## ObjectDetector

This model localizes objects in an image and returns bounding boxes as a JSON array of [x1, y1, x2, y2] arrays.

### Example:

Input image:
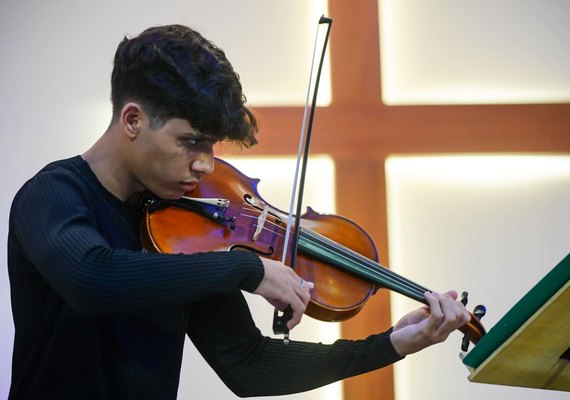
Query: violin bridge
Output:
[[253, 205, 269, 241]]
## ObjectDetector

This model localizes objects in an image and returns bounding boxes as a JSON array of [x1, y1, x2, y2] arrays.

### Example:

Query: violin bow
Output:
[[272, 15, 333, 343]]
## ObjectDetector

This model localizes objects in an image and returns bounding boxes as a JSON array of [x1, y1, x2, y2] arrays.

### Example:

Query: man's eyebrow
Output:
[[182, 131, 218, 141]]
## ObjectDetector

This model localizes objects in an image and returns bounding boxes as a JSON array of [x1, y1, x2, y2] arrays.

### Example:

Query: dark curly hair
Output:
[[110, 24, 257, 147]]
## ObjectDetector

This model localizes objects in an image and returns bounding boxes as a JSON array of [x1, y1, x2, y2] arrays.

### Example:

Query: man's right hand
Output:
[[253, 257, 314, 330]]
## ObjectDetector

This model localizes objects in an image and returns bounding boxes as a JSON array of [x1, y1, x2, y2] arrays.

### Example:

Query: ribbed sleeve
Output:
[[10, 159, 264, 315], [187, 290, 403, 397]]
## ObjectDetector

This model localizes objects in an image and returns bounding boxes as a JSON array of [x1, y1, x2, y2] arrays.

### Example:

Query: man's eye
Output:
[[182, 137, 201, 146], [181, 136, 216, 148]]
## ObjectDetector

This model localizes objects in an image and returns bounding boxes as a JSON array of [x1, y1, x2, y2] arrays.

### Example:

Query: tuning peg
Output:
[[460, 291, 469, 306], [461, 333, 470, 352], [473, 304, 486, 320], [459, 292, 471, 351], [460, 303, 487, 352]]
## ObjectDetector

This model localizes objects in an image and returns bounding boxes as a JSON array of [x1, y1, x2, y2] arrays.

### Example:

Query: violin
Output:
[[141, 157, 486, 349]]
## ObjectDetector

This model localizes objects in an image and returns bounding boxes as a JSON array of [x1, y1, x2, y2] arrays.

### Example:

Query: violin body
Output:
[[141, 158, 379, 322]]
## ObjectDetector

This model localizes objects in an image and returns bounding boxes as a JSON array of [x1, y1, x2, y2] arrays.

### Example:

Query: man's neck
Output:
[[82, 129, 142, 202]]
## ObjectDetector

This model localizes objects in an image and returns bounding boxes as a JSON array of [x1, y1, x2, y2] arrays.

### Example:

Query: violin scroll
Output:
[[460, 291, 487, 351]]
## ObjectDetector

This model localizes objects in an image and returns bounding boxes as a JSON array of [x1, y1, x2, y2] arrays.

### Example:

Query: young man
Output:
[[8, 24, 470, 399]]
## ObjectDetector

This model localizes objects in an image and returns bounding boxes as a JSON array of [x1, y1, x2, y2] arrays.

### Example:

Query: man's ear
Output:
[[121, 103, 144, 139]]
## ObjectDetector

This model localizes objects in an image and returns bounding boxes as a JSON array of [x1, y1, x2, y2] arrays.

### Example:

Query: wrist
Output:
[[389, 326, 418, 357]]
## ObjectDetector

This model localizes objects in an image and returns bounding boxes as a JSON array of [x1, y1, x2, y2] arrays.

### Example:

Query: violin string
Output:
[[226, 201, 289, 240], [309, 227, 428, 294], [235, 212, 288, 240], [299, 227, 429, 302], [232, 202, 428, 300], [213, 199, 429, 302]]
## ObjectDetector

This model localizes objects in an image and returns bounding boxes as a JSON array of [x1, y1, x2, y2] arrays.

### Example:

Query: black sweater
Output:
[[8, 156, 402, 399]]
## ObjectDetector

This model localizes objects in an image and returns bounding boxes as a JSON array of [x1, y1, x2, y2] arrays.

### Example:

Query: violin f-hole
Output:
[[244, 194, 283, 224], [229, 244, 275, 257]]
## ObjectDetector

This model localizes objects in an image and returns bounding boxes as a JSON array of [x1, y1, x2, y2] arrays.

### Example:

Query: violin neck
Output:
[[297, 227, 430, 304]]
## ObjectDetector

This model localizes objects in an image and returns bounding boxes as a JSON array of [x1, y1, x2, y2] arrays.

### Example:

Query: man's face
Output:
[[128, 116, 217, 200]]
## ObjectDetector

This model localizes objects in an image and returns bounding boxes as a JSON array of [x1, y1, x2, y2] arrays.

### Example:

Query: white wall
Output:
[[386, 155, 570, 400], [380, 0, 570, 104]]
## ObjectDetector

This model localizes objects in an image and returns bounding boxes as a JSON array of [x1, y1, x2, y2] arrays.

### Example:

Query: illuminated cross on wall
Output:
[[241, 1, 570, 398]]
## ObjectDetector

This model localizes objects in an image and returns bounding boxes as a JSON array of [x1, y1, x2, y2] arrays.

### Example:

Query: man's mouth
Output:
[[180, 182, 197, 192]]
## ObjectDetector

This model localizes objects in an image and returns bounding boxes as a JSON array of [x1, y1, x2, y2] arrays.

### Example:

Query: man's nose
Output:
[[191, 152, 215, 176]]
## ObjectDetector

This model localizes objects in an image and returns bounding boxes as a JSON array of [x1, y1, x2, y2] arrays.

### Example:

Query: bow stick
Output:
[[272, 15, 333, 344]]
